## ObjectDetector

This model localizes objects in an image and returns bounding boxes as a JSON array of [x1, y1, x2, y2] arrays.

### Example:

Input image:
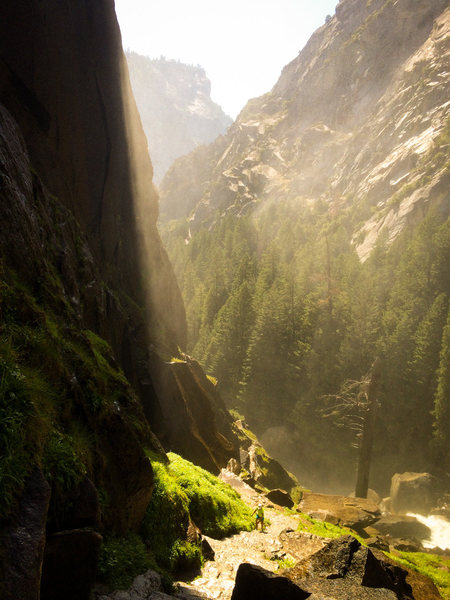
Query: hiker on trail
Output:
[[252, 503, 265, 531]]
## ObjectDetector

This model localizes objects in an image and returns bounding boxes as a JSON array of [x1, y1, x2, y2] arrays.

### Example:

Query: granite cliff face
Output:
[[0, 1, 239, 598], [160, 0, 450, 258], [126, 53, 232, 184]]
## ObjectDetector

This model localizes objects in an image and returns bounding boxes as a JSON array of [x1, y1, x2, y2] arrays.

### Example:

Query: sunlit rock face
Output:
[[127, 53, 232, 184], [160, 0, 450, 258]]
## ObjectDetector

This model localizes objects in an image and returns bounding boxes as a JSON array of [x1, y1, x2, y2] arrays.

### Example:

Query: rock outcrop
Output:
[[126, 53, 232, 184], [231, 535, 434, 600], [160, 0, 450, 259], [0, 1, 239, 598]]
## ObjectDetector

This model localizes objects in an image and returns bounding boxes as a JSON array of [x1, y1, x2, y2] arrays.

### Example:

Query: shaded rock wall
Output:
[[0, 0, 186, 352], [0, 1, 242, 597]]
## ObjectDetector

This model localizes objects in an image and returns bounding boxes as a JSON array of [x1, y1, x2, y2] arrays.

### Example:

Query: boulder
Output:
[[265, 488, 294, 509], [374, 515, 431, 542], [231, 535, 415, 600], [63, 477, 100, 530], [1, 468, 50, 600], [299, 492, 380, 532], [227, 458, 241, 475], [233, 424, 298, 492], [95, 569, 164, 600], [390, 539, 424, 553], [278, 529, 328, 562], [390, 472, 438, 515], [288, 535, 413, 599], [40, 529, 102, 600], [231, 563, 310, 600]]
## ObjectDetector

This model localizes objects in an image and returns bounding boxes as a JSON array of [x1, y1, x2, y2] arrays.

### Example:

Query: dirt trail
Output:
[[176, 470, 311, 600]]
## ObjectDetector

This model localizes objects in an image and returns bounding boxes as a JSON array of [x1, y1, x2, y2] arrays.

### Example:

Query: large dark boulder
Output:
[[231, 536, 420, 600], [0, 469, 50, 600], [265, 488, 295, 509], [288, 535, 413, 599], [373, 515, 431, 542], [40, 529, 102, 600], [231, 563, 310, 600], [390, 473, 439, 515]]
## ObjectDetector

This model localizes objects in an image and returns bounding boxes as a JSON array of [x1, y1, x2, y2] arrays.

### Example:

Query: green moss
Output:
[[384, 551, 450, 600], [141, 457, 191, 571], [167, 452, 254, 538], [0, 345, 34, 519], [297, 511, 365, 544], [141, 452, 253, 575]]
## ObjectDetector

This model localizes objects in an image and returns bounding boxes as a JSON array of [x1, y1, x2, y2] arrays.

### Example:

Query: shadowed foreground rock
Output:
[[1, 469, 50, 600], [231, 535, 419, 600], [231, 563, 310, 600]]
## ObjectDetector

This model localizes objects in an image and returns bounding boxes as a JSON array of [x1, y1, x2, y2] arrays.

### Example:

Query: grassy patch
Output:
[[384, 551, 450, 600], [97, 533, 151, 590], [297, 511, 365, 544]]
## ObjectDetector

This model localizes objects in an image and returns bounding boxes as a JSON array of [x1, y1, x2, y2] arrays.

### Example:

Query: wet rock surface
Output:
[[390, 472, 439, 515], [299, 492, 381, 532]]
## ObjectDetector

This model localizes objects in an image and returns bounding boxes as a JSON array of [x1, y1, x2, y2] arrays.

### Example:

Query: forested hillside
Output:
[[160, 0, 450, 493]]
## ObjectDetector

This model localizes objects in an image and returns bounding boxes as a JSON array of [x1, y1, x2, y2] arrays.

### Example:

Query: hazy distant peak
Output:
[[126, 51, 232, 183]]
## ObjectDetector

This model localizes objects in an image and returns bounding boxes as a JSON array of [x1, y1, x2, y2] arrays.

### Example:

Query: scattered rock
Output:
[[265, 488, 294, 509]]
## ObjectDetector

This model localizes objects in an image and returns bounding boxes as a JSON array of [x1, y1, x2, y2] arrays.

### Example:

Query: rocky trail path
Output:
[[175, 471, 319, 600], [97, 471, 325, 600]]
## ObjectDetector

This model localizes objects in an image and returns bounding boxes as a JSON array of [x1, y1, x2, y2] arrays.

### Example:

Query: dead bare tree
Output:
[[322, 358, 382, 498]]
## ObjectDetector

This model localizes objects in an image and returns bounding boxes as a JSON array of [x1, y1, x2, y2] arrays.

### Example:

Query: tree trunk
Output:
[[355, 358, 382, 498]]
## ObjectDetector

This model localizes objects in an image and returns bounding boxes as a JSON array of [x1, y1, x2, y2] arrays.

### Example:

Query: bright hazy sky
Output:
[[114, 0, 338, 119]]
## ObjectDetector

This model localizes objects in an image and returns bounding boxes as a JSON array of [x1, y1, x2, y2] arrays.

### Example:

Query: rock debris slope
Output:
[[160, 0, 450, 259]]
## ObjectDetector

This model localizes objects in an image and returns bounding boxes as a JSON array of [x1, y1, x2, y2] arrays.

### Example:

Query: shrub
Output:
[[97, 533, 151, 589], [0, 347, 34, 519]]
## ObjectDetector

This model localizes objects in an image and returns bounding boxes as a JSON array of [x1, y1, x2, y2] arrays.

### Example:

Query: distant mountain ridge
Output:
[[126, 52, 232, 183], [160, 0, 449, 258]]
